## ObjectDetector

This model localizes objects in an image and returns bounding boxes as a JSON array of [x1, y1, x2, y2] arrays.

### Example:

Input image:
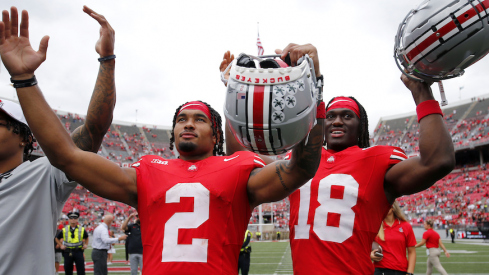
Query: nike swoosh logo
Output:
[[224, 155, 240, 162]]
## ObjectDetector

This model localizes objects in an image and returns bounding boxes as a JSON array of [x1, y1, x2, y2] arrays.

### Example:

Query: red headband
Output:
[[177, 101, 212, 119], [326, 97, 361, 118]]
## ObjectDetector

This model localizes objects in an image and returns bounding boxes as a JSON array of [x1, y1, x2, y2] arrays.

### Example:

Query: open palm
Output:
[[0, 8, 48, 78]]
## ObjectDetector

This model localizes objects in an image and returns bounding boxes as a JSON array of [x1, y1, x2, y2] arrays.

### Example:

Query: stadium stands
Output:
[[10, 94, 487, 235]]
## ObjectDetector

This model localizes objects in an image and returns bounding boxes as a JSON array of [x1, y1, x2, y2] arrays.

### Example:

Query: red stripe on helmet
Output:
[[252, 85, 268, 151], [456, 6, 478, 25], [406, 20, 457, 61], [252, 86, 265, 128]]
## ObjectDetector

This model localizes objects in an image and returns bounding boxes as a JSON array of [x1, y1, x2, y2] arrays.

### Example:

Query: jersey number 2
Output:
[[294, 174, 359, 243], [162, 183, 209, 262]]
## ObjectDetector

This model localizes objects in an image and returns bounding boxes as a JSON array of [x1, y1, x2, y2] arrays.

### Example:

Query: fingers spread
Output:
[[19, 10, 29, 38], [219, 59, 227, 72], [2, 10, 11, 39], [10, 7, 18, 37], [223, 50, 230, 59], [38, 35, 49, 59], [0, 21, 5, 45]]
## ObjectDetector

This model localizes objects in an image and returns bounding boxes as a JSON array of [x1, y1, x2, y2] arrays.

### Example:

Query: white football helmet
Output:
[[395, 0, 489, 81], [223, 53, 319, 155]]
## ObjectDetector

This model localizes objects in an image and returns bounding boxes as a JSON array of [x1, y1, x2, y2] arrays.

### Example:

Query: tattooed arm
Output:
[[246, 119, 324, 209], [71, 6, 116, 152]]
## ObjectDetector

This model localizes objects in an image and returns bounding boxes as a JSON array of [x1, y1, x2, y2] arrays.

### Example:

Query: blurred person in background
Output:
[[92, 214, 127, 275], [122, 212, 143, 275], [107, 230, 116, 264], [371, 201, 416, 275], [415, 220, 450, 275]]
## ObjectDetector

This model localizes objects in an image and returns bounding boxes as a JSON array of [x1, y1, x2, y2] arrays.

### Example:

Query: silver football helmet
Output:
[[224, 53, 319, 155], [395, 0, 489, 82]]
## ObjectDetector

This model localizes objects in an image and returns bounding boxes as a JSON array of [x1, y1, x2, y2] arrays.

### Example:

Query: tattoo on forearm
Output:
[[293, 125, 324, 177], [72, 126, 94, 151], [275, 162, 292, 191], [71, 61, 116, 153]]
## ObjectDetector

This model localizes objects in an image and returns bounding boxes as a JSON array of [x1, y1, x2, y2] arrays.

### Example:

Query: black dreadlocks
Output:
[[325, 96, 370, 148], [169, 101, 224, 156], [4, 117, 35, 160]]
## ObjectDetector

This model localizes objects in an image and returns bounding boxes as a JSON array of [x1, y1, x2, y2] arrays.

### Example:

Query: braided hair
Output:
[[4, 117, 35, 160], [169, 101, 224, 156], [325, 96, 370, 148]]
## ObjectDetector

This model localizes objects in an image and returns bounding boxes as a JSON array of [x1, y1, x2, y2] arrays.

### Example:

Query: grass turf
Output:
[[59, 240, 489, 274]]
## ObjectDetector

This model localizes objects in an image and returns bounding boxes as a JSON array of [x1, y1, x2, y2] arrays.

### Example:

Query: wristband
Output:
[[316, 101, 326, 119], [416, 100, 443, 123], [98, 55, 116, 62], [10, 75, 38, 88], [407, 273, 414, 275]]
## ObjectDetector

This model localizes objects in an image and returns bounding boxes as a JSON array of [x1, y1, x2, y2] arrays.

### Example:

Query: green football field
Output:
[[64, 240, 489, 274]]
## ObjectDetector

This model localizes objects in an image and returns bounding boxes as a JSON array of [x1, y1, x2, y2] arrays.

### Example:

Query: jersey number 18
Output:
[[294, 174, 359, 243]]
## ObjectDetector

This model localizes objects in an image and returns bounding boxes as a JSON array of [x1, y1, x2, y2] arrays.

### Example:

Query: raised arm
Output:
[[121, 213, 136, 231], [0, 7, 137, 207], [247, 118, 324, 209], [384, 75, 455, 202], [70, 6, 116, 152]]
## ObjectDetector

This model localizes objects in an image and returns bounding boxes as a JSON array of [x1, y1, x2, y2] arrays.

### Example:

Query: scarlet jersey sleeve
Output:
[[387, 146, 408, 166]]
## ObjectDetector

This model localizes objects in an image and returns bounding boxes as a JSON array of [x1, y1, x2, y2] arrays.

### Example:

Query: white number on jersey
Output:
[[294, 174, 359, 243], [162, 183, 210, 262]]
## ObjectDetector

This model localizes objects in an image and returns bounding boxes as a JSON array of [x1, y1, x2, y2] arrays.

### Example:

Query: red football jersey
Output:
[[289, 146, 407, 274], [133, 152, 265, 274]]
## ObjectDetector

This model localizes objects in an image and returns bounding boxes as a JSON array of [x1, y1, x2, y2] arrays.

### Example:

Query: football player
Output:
[[222, 43, 455, 274], [0, 9, 325, 275]]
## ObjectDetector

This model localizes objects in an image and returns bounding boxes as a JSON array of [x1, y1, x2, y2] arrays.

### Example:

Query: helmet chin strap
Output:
[[438, 81, 448, 106]]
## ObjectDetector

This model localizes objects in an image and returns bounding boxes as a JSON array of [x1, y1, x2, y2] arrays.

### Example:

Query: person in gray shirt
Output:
[[0, 6, 116, 275]]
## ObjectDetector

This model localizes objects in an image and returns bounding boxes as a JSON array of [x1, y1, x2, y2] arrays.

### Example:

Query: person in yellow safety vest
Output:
[[449, 228, 455, 243], [55, 212, 89, 275], [238, 230, 252, 275], [256, 231, 261, 241], [277, 231, 281, 240]]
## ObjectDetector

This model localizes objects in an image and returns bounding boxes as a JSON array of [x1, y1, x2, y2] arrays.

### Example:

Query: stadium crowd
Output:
[[53, 98, 489, 235]]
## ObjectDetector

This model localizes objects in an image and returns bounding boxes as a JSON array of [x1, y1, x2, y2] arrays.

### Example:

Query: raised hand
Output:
[[83, 6, 115, 57], [0, 7, 49, 79], [400, 71, 434, 105], [219, 50, 234, 86], [275, 43, 320, 77]]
